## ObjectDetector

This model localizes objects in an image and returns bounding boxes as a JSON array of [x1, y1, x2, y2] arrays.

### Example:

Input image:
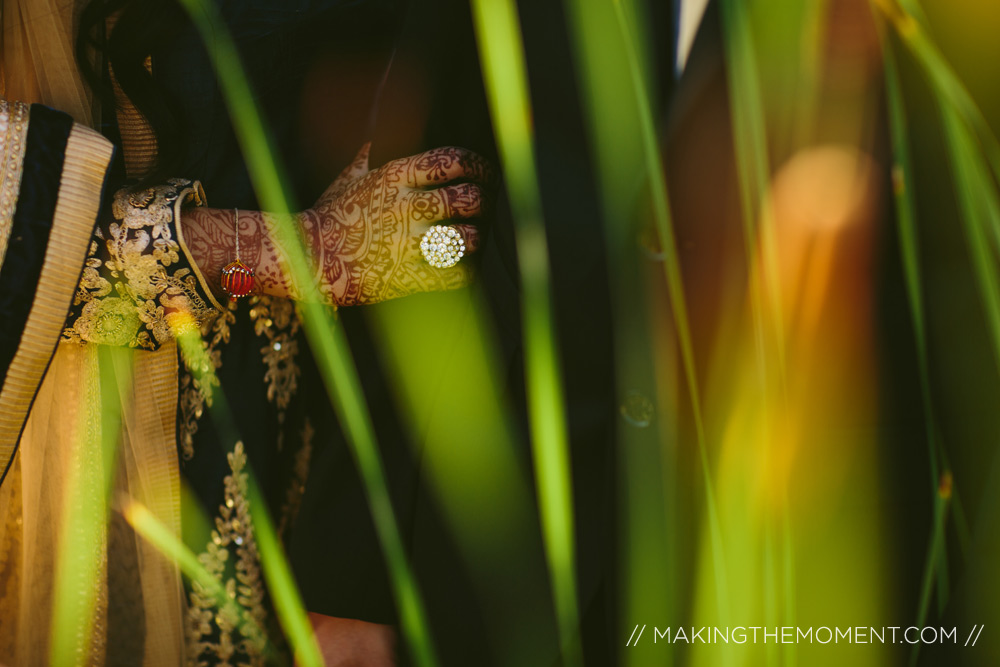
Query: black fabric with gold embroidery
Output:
[[61, 181, 219, 350]]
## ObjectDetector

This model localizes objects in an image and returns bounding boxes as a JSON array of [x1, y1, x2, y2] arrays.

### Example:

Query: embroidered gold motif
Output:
[[186, 442, 269, 666], [63, 180, 220, 349], [248, 296, 301, 451], [0, 100, 29, 265], [180, 295, 303, 459], [278, 419, 314, 538]]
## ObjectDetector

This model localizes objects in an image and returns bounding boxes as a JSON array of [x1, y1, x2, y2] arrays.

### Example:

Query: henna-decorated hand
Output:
[[181, 144, 494, 307], [297, 143, 493, 306]]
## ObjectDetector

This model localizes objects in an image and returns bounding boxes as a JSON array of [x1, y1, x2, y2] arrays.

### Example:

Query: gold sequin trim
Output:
[[0, 100, 29, 265]]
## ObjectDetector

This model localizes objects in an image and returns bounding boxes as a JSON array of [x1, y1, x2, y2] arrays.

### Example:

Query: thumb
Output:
[[329, 141, 371, 196]]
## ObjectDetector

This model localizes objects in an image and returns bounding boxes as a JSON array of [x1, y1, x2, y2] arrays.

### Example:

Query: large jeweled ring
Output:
[[420, 225, 466, 268]]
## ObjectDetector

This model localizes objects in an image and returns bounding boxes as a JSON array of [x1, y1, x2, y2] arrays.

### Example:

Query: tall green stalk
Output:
[[608, 0, 730, 624], [469, 1, 582, 664], [875, 2, 1000, 662], [719, 0, 788, 391], [878, 22, 953, 639]]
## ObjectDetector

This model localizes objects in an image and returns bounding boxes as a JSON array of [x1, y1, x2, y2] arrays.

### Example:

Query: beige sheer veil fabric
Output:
[[0, 1, 186, 664], [1, 0, 96, 125]]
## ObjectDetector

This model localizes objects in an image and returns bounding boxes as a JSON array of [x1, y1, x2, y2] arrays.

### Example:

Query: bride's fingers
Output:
[[405, 183, 484, 221], [405, 222, 480, 276], [449, 223, 481, 254], [404, 146, 494, 188], [389, 259, 474, 300], [343, 141, 372, 179], [429, 261, 475, 292], [408, 222, 481, 257]]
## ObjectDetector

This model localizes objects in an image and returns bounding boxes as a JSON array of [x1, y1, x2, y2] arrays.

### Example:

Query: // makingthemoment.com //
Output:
[[624, 625, 985, 647]]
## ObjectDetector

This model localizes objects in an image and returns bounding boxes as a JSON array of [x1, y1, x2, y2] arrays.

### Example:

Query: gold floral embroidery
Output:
[[186, 442, 268, 667], [248, 296, 301, 451], [63, 180, 221, 349], [278, 419, 313, 538]]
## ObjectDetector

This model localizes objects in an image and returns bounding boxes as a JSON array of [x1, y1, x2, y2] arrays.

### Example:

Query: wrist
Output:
[[259, 209, 330, 303], [181, 206, 338, 306], [181, 207, 238, 304]]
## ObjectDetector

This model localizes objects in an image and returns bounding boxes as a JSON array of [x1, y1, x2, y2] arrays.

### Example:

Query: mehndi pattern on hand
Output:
[[298, 143, 492, 306]]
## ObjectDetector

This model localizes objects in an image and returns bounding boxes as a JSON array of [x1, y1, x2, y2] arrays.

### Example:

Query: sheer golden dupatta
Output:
[[1, 0, 97, 127], [0, 1, 189, 664], [2, 344, 184, 666]]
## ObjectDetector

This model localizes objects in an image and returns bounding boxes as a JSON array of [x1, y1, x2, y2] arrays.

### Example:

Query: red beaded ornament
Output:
[[221, 209, 256, 301], [221, 259, 255, 299]]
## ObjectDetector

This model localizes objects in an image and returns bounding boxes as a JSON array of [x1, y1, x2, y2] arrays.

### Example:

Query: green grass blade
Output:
[[879, 19, 942, 488], [877, 19, 955, 637], [880, 0, 1000, 320], [124, 500, 248, 628], [719, 0, 787, 390], [607, 0, 730, 623], [887, 0, 1000, 198], [944, 113, 1000, 428], [370, 290, 561, 664], [49, 347, 127, 665], [902, 97, 1000, 665], [469, 1, 582, 663]]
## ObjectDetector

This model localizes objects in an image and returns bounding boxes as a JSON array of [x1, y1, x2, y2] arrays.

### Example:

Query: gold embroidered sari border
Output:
[[0, 122, 114, 476], [0, 100, 29, 268]]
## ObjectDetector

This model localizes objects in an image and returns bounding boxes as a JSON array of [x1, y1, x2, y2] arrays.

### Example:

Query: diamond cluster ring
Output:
[[420, 225, 466, 268]]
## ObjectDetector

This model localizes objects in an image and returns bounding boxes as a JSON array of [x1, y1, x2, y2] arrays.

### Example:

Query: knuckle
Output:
[[382, 156, 413, 178], [462, 224, 480, 243], [446, 184, 483, 216]]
